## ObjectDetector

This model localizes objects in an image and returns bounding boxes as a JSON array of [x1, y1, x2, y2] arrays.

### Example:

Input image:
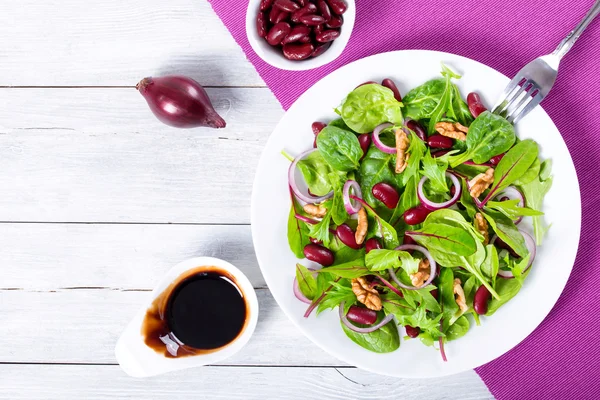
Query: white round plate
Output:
[[251, 50, 581, 377]]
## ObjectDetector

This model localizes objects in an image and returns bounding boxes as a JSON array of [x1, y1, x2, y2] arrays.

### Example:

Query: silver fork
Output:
[[493, 0, 600, 124]]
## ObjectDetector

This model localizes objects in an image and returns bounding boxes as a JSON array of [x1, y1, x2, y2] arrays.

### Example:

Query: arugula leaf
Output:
[[450, 84, 474, 127], [296, 264, 317, 299], [318, 259, 369, 278], [339, 84, 403, 133], [401, 132, 427, 185], [316, 126, 363, 172], [407, 223, 477, 257], [317, 280, 356, 313], [450, 111, 516, 166], [446, 315, 470, 341], [296, 150, 334, 196], [485, 199, 543, 220], [341, 311, 400, 353], [421, 150, 449, 193], [481, 139, 538, 205], [358, 199, 400, 249], [519, 159, 553, 244], [287, 195, 311, 258], [439, 268, 459, 329], [482, 209, 528, 257], [366, 249, 421, 274], [308, 211, 332, 247], [480, 245, 499, 283], [427, 64, 462, 134]]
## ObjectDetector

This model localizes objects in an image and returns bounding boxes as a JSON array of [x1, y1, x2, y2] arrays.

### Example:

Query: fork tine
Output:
[[512, 90, 543, 124], [506, 82, 538, 123], [492, 77, 525, 116]]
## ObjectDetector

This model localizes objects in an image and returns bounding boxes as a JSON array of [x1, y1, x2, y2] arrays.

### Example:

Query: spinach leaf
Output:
[[318, 280, 356, 313], [485, 199, 543, 220], [519, 159, 553, 244], [481, 139, 538, 204], [339, 84, 403, 133], [329, 239, 366, 265], [450, 111, 516, 166], [486, 277, 522, 316], [480, 245, 499, 283], [287, 195, 311, 258], [427, 65, 461, 134], [316, 126, 363, 172], [439, 268, 459, 329], [296, 264, 317, 299], [482, 209, 528, 257], [451, 85, 474, 127], [407, 223, 477, 257], [389, 174, 419, 227], [341, 311, 400, 353], [421, 150, 449, 193], [514, 157, 541, 186], [423, 209, 484, 242], [402, 78, 446, 121], [308, 211, 332, 246], [459, 179, 478, 219], [329, 172, 349, 225], [446, 315, 470, 341], [328, 118, 354, 132], [359, 199, 400, 249], [318, 259, 369, 278], [296, 150, 334, 196], [366, 249, 421, 274], [359, 145, 397, 206]]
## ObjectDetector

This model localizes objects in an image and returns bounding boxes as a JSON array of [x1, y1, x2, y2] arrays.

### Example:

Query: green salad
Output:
[[285, 64, 552, 359]]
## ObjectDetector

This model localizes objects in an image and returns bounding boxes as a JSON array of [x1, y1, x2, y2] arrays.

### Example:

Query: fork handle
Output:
[[553, 0, 600, 59]]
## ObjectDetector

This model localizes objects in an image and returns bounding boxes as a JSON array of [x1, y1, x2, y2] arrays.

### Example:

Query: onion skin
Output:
[[136, 76, 226, 129]]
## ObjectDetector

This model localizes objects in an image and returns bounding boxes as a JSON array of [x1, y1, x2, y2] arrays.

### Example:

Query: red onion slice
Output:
[[372, 123, 396, 154], [464, 160, 493, 167], [294, 213, 319, 225], [388, 244, 437, 290], [494, 186, 526, 224], [417, 172, 461, 211], [339, 301, 395, 334], [343, 180, 363, 214], [293, 277, 312, 304], [492, 230, 536, 278], [288, 149, 334, 204]]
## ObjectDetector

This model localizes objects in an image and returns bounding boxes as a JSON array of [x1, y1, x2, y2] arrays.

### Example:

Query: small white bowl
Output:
[[115, 257, 258, 377], [245, 0, 355, 71]]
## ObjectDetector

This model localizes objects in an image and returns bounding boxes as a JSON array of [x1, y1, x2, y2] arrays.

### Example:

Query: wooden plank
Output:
[[0, 364, 492, 400], [0, 87, 283, 223], [0, 288, 342, 366], [0, 0, 263, 87], [0, 223, 263, 290]]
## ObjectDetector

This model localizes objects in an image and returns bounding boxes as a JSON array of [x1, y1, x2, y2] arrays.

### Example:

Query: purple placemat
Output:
[[207, 0, 600, 398]]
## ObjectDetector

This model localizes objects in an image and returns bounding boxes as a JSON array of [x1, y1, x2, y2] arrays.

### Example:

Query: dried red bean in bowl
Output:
[[282, 25, 311, 44], [256, 12, 268, 38], [260, 0, 275, 11], [317, 0, 332, 21], [381, 78, 402, 102], [267, 22, 292, 45], [291, 3, 317, 23], [365, 238, 382, 254], [316, 29, 340, 43], [299, 35, 312, 43], [313, 24, 324, 35], [299, 14, 326, 26], [283, 42, 315, 60], [325, 0, 347, 15], [274, 0, 301, 12], [372, 182, 400, 209], [311, 42, 331, 57], [303, 243, 334, 266], [326, 15, 343, 28]]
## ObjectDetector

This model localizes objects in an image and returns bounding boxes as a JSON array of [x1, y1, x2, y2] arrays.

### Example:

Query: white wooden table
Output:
[[0, 1, 494, 398]]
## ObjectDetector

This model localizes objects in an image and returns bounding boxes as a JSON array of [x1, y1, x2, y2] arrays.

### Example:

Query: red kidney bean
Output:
[[313, 137, 317, 148], [431, 149, 451, 158], [313, 23, 324, 35], [291, 3, 317, 23], [500, 196, 510, 202], [303, 243, 334, 266], [325, 0, 347, 15], [494, 237, 520, 258], [403, 235, 417, 246], [403, 205, 431, 225], [381, 78, 402, 102], [282, 25, 311, 44], [336, 224, 361, 249], [405, 119, 427, 142], [274, 11, 290, 23], [317, 0, 332, 21], [467, 92, 487, 118], [489, 153, 505, 165], [298, 35, 311, 43], [274, 0, 301, 12], [427, 134, 453, 149], [430, 289, 439, 300], [311, 42, 331, 57], [347, 306, 378, 325], [309, 237, 322, 244], [296, 0, 307, 5], [326, 14, 343, 28], [358, 134, 371, 158], [316, 29, 340, 43], [283, 42, 315, 60], [267, 22, 292, 45], [299, 14, 326, 25], [312, 121, 327, 135], [474, 285, 491, 315], [365, 238, 382, 254], [372, 182, 399, 209], [405, 325, 420, 338], [260, 0, 275, 11], [269, 6, 283, 23], [256, 12, 268, 38]]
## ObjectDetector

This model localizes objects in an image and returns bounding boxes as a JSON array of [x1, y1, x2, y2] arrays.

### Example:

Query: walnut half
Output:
[[395, 128, 410, 173], [303, 204, 327, 218], [351, 277, 381, 311], [355, 207, 368, 245], [468, 168, 494, 198], [474, 213, 489, 245], [409, 259, 430, 287], [435, 122, 468, 141], [453, 278, 468, 313]]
